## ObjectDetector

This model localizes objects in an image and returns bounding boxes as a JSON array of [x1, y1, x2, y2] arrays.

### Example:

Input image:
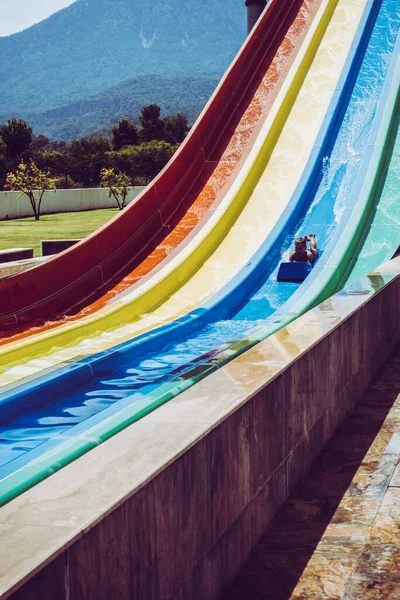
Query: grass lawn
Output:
[[0, 209, 119, 257]]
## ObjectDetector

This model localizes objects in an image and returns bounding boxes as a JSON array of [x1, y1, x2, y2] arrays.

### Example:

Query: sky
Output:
[[0, 0, 75, 37]]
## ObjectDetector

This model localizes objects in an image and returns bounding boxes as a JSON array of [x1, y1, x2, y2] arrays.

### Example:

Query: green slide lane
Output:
[[340, 104, 400, 285]]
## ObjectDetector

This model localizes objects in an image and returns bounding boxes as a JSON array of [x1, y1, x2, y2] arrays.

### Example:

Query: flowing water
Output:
[[1, 0, 399, 482]]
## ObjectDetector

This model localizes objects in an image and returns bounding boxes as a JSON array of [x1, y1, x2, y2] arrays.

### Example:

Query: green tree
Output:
[[112, 119, 139, 150], [31, 134, 50, 151], [69, 136, 111, 187], [0, 118, 33, 158], [100, 167, 131, 210], [107, 148, 135, 181], [162, 113, 189, 144], [33, 148, 74, 188], [139, 105, 164, 142], [48, 140, 68, 151], [0, 138, 7, 189], [5, 159, 57, 221], [110, 140, 178, 184], [135, 141, 177, 184]]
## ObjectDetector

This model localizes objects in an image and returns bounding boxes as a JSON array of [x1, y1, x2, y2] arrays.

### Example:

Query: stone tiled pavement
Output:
[[226, 347, 400, 599]]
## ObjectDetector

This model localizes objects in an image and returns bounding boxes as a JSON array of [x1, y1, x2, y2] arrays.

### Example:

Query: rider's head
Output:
[[295, 237, 307, 253]]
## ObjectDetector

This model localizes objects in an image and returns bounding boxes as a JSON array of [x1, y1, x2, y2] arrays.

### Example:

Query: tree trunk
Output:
[[28, 192, 39, 221], [112, 191, 122, 210], [37, 191, 45, 220]]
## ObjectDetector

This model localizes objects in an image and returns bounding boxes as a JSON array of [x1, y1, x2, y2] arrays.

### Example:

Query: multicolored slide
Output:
[[0, 0, 364, 379], [1, 0, 400, 505], [0, 0, 319, 335]]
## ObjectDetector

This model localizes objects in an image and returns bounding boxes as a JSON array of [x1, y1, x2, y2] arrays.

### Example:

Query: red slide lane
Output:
[[0, 0, 318, 335]]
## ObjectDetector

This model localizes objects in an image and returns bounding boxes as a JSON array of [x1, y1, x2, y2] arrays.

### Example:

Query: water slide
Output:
[[339, 94, 400, 284], [0, 0, 318, 337], [1, 0, 400, 505], [0, 0, 327, 374], [0, 0, 362, 383]]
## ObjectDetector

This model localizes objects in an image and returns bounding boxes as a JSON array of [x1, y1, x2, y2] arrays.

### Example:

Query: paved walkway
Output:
[[226, 346, 400, 599]]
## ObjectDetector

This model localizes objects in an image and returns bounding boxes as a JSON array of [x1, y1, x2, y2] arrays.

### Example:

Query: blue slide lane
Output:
[[1, 0, 400, 499]]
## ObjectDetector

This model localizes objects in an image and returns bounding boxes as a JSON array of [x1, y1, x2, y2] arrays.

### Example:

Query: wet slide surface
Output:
[[231, 0, 400, 320], [0, 0, 356, 384], [0, 0, 318, 342], [0, 0, 377, 503], [0, 0, 339, 501], [343, 102, 400, 283], [1, 0, 399, 506]]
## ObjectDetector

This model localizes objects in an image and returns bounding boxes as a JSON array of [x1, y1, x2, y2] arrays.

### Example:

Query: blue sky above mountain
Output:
[[0, 0, 246, 115], [0, 0, 74, 36]]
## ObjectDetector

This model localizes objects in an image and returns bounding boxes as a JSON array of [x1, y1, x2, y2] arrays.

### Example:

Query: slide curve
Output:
[[0, 0, 377, 504], [0, 0, 362, 382], [0, 0, 314, 333], [1, 0, 399, 506]]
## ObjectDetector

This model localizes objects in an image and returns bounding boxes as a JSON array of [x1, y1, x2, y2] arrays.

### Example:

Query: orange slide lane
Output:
[[0, 0, 321, 347]]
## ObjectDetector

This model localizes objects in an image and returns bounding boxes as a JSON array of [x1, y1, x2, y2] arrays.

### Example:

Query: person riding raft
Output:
[[289, 233, 318, 264]]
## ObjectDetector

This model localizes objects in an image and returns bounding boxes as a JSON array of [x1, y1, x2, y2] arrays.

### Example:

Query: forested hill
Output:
[[0, 0, 246, 115], [8, 75, 219, 140]]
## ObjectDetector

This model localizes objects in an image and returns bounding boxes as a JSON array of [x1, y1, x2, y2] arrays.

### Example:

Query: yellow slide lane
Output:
[[0, 0, 367, 387]]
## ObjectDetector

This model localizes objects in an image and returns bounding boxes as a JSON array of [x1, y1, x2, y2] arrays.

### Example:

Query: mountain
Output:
[[10, 75, 219, 140], [0, 0, 246, 116]]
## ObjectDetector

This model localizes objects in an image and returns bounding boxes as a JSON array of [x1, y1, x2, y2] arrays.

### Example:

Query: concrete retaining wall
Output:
[[0, 187, 144, 220], [0, 257, 49, 279], [2, 262, 400, 600]]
